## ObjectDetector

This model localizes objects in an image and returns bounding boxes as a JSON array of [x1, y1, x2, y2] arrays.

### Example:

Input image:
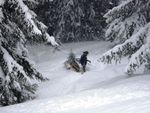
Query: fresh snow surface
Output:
[[0, 41, 150, 113]]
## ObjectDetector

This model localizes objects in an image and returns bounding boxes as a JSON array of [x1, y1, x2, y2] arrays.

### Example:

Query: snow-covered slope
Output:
[[0, 41, 150, 113]]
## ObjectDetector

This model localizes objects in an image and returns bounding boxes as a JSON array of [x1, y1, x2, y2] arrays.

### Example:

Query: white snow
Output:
[[0, 41, 150, 113], [45, 33, 59, 46]]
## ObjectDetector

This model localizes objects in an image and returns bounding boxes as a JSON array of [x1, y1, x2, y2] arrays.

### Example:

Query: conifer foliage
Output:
[[35, 0, 117, 42], [0, 0, 57, 106], [100, 0, 150, 74]]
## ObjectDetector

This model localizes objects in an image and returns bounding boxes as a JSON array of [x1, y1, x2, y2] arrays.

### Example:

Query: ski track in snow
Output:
[[1, 41, 150, 113]]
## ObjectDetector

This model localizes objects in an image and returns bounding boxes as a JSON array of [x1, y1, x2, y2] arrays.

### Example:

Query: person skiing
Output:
[[80, 51, 91, 72]]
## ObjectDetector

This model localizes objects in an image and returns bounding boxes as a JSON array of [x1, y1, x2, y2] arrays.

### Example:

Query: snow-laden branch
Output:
[[125, 43, 150, 74], [100, 23, 150, 74]]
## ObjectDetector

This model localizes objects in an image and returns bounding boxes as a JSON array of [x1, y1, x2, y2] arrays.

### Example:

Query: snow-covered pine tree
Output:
[[35, 0, 117, 42], [56, 0, 117, 42], [99, 0, 150, 74], [0, 0, 58, 106]]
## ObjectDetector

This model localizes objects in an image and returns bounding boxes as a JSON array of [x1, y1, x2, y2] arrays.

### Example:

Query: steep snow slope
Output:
[[0, 41, 150, 113]]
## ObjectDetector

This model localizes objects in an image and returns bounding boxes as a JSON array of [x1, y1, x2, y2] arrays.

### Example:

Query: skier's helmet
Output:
[[83, 51, 89, 55]]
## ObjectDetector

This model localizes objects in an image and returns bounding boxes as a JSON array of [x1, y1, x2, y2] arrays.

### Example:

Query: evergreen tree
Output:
[[99, 0, 150, 75], [0, 0, 58, 106], [35, 0, 117, 42]]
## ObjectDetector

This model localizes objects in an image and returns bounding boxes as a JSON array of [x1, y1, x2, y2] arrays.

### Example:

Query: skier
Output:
[[80, 51, 91, 72]]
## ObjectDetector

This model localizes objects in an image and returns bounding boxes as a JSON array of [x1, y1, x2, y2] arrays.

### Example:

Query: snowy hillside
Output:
[[0, 41, 150, 113]]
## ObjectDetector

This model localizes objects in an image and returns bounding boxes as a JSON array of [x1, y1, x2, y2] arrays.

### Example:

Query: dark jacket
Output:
[[80, 54, 88, 66]]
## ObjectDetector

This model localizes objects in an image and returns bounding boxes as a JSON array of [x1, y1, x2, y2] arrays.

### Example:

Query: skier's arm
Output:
[[87, 59, 91, 63]]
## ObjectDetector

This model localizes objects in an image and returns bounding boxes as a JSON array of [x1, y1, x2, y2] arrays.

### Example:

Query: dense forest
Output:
[[34, 0, 117, 42]]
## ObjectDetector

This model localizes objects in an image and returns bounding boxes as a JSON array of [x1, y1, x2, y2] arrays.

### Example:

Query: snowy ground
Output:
[[0, 41, 150, 113]]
